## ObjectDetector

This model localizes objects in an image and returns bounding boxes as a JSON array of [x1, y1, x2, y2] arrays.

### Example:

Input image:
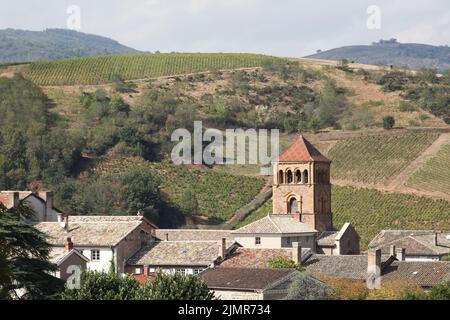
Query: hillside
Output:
[[307, 40, 450, 72], [0, 54, 449, 241], [0, 28, 139, 63]]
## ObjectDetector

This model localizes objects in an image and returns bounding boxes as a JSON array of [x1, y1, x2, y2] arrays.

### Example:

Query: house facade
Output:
[[36, 215, 157, 274]]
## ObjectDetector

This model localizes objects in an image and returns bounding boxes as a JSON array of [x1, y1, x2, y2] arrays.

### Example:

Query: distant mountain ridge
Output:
[[0, 28, 141, 63], [307, 40, 450, 72]]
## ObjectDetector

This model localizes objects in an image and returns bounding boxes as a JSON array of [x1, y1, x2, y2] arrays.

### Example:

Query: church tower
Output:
[[272, 136, 333, 232]]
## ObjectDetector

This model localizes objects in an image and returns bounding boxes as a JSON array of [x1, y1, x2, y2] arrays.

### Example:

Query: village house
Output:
[[35, 215, 157, 274], [303, 247, 450, 290], [0, 190, 62, 222], [369, 230, 450, 261], [126, 238, 238, 276], [199, 268, 304, 300], [49, 237, 89, 281]]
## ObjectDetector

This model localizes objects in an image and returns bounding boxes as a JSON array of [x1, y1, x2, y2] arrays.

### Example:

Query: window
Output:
[[175, 268, 186, 275], [289, 197, 298, 214], [278, 170, 284, 184], [295, 170, 302, 184], [193, 268, 204, 275], [303, 170, 309, 184], [255, 237, 261, 245], [286, 170, 293, 184], [286, 237, 291, 245], [91, 250, 100, 261]]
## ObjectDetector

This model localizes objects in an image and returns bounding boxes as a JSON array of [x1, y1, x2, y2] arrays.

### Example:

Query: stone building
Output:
[[231, 135, 360, 255]]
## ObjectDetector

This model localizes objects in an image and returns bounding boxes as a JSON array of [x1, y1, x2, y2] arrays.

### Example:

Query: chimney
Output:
[[165, 233, 169, 241], [396, 248, 406, 261], [292, 242, 302, 264], [218, 238, 227, 259], [434, 232, 439, 247], [367, 249, 381, 277], [389, 245, 396, 258], [143, 265, 150, 276], [64, 237, 74, 252], [4, 191, 20, 208], [63, 214, 69, 232], [38, 191, 53, 221]]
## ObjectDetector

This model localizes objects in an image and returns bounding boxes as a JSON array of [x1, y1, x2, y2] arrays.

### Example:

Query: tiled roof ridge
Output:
[[267, 215, 283, 233]]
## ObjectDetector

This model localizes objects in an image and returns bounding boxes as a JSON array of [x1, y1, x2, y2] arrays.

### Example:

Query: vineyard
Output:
[[327, 132, 440, 185], [237, 186, 450, 249], [406, 143, 450, 195], [93, 158, 265, 221], [24, 53, 283, 86]]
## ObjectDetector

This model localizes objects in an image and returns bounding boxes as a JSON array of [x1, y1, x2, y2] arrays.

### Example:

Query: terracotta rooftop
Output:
[[127, 241, 235, 267], [154, 229, 233, 242], [275, 136, 330, 163], [220, 247, 310, 268], [36, 220, 143, 247], [232, 214, 317, 234], [200, 267, 298, 291]]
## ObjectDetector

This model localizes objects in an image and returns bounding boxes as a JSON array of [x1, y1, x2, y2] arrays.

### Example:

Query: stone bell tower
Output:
[[272, 136, 333, 232]]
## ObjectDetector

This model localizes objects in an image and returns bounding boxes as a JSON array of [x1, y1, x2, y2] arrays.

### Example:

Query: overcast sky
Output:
[[0, 0, 449, 56]]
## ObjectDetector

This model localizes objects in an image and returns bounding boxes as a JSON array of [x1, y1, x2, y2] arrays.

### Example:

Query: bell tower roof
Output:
[[275, 135, 330, 163]]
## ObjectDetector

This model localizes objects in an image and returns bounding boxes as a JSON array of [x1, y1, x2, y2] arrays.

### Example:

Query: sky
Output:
[[0, 0, 449, 56]]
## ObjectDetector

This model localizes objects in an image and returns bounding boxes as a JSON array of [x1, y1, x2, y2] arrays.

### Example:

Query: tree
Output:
[[0, 203, 64, 299], [268, 257, 304, 272], [120, 170, 161, 214], [383, 116, 395, 129], [62, 271, 140, 300], [429, 282, 450, 300], [136, 271, 214, 300], [180, 189, 199, 216], [284, 273, 332, 300]]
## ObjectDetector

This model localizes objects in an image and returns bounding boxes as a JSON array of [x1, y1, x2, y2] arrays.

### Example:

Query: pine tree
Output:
[[0, 203, 64, 299]]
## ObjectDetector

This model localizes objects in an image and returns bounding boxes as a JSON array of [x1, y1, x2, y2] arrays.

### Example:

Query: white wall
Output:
[[78, 248, 114, 272], [235, 234, 315, 249], [405, 256, 439, 262], [147, 267, 206, 275]]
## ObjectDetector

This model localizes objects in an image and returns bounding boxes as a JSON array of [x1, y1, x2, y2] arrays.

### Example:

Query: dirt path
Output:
[[387, 133, 450, 192]]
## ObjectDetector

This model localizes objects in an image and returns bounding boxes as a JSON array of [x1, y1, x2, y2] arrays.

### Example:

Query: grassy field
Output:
[[237, 186, 450, 249], [93, 158, 265, 221], [328, 132, 439, 185], [24, 53, 283, 86], [406, 143, 450, 195]]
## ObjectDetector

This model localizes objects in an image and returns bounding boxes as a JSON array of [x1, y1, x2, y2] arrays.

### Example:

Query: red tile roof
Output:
[[130, 273, 156, 285], [276, 136, 330, 162], [0, 195, 8, 207]]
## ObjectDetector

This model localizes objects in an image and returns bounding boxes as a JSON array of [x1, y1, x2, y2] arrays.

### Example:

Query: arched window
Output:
[[278, 170, 284, 184], [295, 170, 302, 184], [286, 170, 293, 184], [303, 170, 309, 184], [288, 198, 298, 214]]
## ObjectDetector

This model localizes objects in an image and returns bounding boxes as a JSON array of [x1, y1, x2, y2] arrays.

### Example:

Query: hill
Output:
[[0, 28, 139, 63], [23, 53, 283, 85], [307, 40, 450, 72]]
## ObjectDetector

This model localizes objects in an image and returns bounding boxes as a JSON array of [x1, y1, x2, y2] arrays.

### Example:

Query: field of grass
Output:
[[333, 186, 450, 249], [237, 186, 450, 249], [93, 158, 265, 221], [328, 132, 439, 185], [24, 53, 283, 86], [406, 143, 450, 195]]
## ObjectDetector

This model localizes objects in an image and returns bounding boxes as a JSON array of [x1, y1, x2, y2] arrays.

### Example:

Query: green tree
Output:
[[383, 116, 396, 129], [120, 170, 161, 214], [285, 273, 332, 300], [62, 271, 140, 300], [429, 282, 450, 300], [268, 256, 304, 272], [136, 271, 214, 300], [180, 189, 199, 216], [0, 203, 64, 299]]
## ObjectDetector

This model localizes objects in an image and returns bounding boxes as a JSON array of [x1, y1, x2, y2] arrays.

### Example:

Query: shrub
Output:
[[383, 116, 395, 129], [268, 257, 304, 272], [285, 273, 333, 300], [429, 282, 450, 300]]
